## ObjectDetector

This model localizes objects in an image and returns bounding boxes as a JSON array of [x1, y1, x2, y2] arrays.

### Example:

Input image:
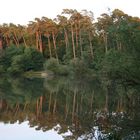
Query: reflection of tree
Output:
[[0, 76, 139, 139]]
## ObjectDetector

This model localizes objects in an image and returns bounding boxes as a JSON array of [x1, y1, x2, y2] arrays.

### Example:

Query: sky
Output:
[[0, 122, 71, 140], [0, 0, 139, 25]]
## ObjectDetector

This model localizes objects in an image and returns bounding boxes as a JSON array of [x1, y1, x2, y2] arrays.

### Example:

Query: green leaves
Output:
[[0, 46, 44, 75]]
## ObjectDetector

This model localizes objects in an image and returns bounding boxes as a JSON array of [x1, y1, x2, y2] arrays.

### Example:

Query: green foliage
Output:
[[23, 47, 44, 71], [0, 46, 44, 75], [44, 58, 69, 75], [68, 58, 90, 79]]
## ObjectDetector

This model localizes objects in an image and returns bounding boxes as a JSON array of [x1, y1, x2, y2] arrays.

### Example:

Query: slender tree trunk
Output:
[[5, 36, 9, 47], [13, 36, 19, 47], [52, 32, 58, 61], [22, 36, 27, 47], [89, 32, 93, 58], [103, 33, 108, 53], [13, 31, 19, 46], [79, 21, 83, 58], [47, 36, 52, 58], [64, 28, 68, 49], [75, 23, 79, 48], [39, 33, 43, 53], [36, 31, 39, 50], [71, 24, 76, 59], [72, 90, 76, 122]]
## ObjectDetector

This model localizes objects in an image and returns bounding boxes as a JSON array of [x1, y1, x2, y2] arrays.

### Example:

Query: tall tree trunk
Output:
[[22, 36, 27, 47], [52, 32, 58, 61], [64, 28, 69, 49], [39, 33, 43, 53], [47, 36, 52, 58], [103, 33, 108, 53], [75, 23, 79, 48], [13, 36, 19, 47], [89, 32, 93, 58], [5, 36, 9, 47], [13, 31, 19, 46], [36, 31, 39, 50], [79, 21, 83, 58], [71, 24, 76, 59]]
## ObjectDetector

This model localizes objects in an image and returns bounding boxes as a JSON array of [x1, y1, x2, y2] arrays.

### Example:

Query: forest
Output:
[[0, 9, 140, 86]]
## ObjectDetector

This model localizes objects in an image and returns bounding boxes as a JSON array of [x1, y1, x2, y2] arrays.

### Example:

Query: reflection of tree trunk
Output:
[[49, 92, 52, 112], [72, 90, 76, 122], [39, 96, 43, 114], [65, 102, 69, 121], [36, 96, 43, 117], [76, 100, 78, 115], [53, 99, 57, 114], [104, 92, 108, 112], [14, 103, 19, 116], [36, 99, 39, 117], [0, 99, 2, 110], [80, 95, 83, 114], [90, 91, 94, 113], [117, 96, 123, 112], [23, 102, 28, 111], [53, 93, 57, 114]]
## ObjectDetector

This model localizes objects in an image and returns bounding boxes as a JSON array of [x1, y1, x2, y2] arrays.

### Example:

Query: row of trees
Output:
[[0, 9, 137, 59], [0, 8, 140, 84]]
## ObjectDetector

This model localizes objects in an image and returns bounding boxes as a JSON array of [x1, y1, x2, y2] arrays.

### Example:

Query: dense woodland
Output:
[[0, 9, 140, 86]]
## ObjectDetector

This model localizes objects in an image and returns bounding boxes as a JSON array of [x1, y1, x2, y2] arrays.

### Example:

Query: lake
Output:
[[0, 76, 140, 140]]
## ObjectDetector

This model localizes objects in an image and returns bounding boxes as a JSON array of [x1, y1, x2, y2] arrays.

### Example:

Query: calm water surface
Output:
[[0, 76, 140, 140]]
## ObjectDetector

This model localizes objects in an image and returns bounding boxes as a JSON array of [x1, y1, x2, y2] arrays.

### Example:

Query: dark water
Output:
[[0, 76, 140, 140]]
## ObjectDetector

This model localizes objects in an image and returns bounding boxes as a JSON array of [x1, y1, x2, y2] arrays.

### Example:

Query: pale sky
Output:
[[0, 0, 139, 25]]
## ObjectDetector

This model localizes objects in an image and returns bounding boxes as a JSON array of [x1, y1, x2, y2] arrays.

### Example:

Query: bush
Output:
[[68, 58, 89, 78], [44, 58, 69, 76], [0, 46, 44, 75]]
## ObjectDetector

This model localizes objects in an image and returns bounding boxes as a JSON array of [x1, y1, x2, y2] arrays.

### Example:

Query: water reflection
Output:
[[0, 76, 140, 139]]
